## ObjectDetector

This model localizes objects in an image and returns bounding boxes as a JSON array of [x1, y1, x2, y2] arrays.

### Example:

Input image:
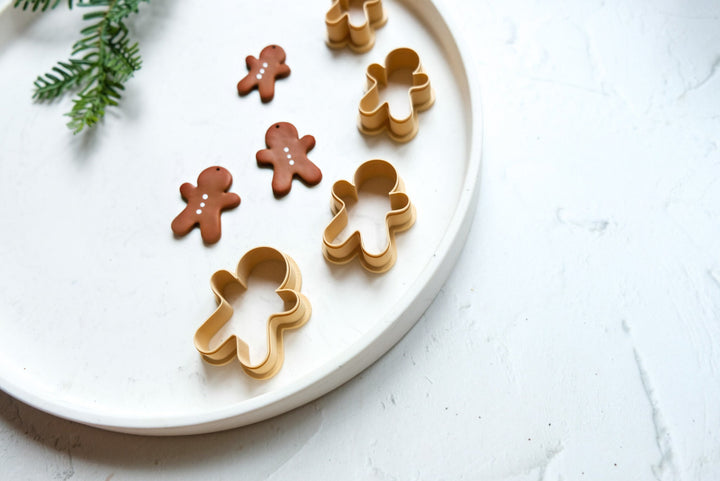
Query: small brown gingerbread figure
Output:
[[236, 44, 291, 103], [171, 166, 241, 244], [256, 122, 323, 197]]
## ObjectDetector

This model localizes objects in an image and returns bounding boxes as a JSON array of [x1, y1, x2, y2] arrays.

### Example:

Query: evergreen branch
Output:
[[13, 0, 72, 11], [16, 0, 148, 133]]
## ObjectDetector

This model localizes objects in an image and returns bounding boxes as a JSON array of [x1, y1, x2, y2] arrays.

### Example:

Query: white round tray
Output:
[[0, 0, 481, 435]]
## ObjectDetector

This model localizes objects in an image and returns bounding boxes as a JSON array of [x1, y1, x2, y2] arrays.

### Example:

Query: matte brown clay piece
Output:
[[256, 122, 322, 197], [171, 166, 241, 244], [237, 44, 291, 102]]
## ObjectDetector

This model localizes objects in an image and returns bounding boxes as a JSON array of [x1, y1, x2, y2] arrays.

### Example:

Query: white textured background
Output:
[[2, 0, 720, 480]]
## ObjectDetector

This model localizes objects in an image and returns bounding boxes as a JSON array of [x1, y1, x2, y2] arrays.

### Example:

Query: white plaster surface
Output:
[[1, 0, 719, 479]]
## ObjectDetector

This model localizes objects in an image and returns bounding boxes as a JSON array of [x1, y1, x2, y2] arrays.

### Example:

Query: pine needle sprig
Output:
[[15, 0, 148, 133], [13, 0, 71, 12], [32, 58, 93, 100]]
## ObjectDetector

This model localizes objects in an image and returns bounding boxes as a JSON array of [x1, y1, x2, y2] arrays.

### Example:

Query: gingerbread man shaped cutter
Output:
[[325, 0, 388, 53], [194, 247, 311, 380], [358, 48, 435, 143], [322, 159, 416, 273]]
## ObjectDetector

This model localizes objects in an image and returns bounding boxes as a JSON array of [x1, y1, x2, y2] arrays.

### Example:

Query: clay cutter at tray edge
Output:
[[194, 246, 311, 380], [358, 47, 435, 143], [326, 0, 388, 53], [322, 159, 416, 273]]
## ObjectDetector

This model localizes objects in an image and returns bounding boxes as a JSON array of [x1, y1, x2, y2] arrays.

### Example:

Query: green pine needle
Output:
[[13, 0, 70, 12], [16, 0, 148, 133]]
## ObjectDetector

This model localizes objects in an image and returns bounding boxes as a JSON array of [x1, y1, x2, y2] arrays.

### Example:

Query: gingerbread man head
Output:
[[260, 44, 287, 65], [265, 122, 299, 147], [197, 166, 233, 190]]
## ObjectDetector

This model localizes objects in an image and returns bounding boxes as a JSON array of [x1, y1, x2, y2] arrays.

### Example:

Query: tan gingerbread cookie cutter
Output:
[[358, 47, 435, 143], [194, 246, 311, 380], [325, 0, 387, 53], [322, 159, 416, 273]]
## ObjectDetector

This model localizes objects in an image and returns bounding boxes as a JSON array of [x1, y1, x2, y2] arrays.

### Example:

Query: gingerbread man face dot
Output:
[[256, 122, 322, 197], [171, 166, 241, 244], [237, 44, 291, 103]]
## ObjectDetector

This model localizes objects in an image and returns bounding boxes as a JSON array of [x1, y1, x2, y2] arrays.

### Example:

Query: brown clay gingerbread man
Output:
[[171, 166, 241, 244], [237, 45, 291, 102], [256, 122, 323, 197]]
